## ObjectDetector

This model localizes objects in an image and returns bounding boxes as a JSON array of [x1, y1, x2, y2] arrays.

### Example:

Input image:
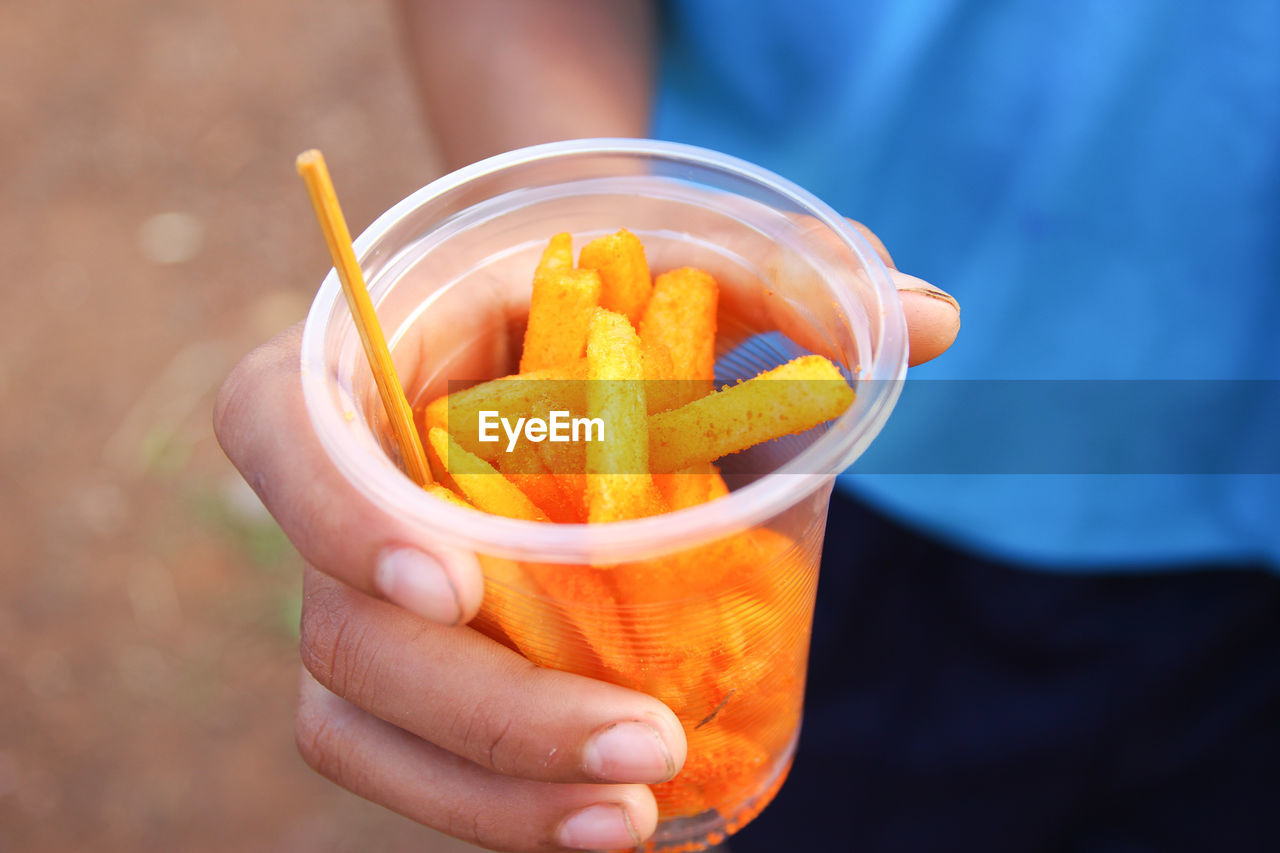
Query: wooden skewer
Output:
[[296, 149, 432, 487]]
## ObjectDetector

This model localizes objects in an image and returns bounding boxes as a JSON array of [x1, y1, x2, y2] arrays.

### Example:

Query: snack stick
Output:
[[578, 229, 652, 324], [474, 553, 634, 682], [706, 467, 732, 501], [585, 310, 667, 522], [641, 266, 719, 407], [425, 345, 693, 463], [648, 355, 855, 473], [535, 439, 589, 522], [424, 482, 474, 510], [498, 440, 581, 523], [422, 480, 589, 666], [520, 561, 637, 680], [422, 361, 588, 459], [640, 339, 686, 415], [471, 555, 615, 676], [520, 251, 602, 372], [427, 428, 548, 521], [422, 429, 463, 496], [427, 349, 847, 488], [641, 338, 674, 382], [534, 231, 573, 278], [654, 461, 728, 511]]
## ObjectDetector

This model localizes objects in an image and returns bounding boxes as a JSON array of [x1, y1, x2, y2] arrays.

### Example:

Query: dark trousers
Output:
[[730, 490, 1280, 852]]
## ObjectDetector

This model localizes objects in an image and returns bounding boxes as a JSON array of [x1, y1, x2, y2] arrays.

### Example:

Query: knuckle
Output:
[[451, 697, 521, 775], [211, 328, 299, 451], [294, 691, 346, 786], [444, 809, 503, 850], [212, 348, 270, 451], [298, 583, 382, 708]]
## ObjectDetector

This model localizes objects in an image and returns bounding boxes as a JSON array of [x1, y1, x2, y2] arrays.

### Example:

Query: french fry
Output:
[[425, 347, 851, 482], [498, 439, 583, 523], [424, 482, 473, 510], [519, 561, 637, 681], [421, 426, 464, 496], [471, 555, 631, 680], [427, 427, 547, 521], [654, 461, 728, 511], [641, 266, 718, 408], [423, 361, 588, 459], [535, 438, 589, 522], [520, 233, 601, 372], [578, 229, 652, 325], [532, 231, 572, 279], [648, 355, 854, 473], [421, 485, 578, 666], [640, 338, 686, 416], [585, 309, 667, 522], [425, 345, 692, 463]]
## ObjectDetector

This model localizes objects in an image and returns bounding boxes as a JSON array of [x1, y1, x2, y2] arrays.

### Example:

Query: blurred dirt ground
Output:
[[0, 1, 481, 850]]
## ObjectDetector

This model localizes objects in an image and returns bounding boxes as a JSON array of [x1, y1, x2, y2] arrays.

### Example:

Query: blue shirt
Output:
[[654, 0, 1280, 569]]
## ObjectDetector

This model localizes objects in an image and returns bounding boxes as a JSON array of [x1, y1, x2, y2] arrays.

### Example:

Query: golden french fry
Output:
[[520, 237, 602, 371], [423, 361, 589, 460], [535, 438, 589, 522], [427, 427, 547, 521], [520, 560, 637, 680], [641, 266, 719, 407], [648, 355, 854, 473], [534, 231, 573, 278], [578, 229, 652, 325], [424, 482, 474, 509], [471, 555, 622, 676], [585, 310, 667, 522], [640, 338, 686, 415], [425, 346, 695, 463], [498, 440, 583, 523], [654, 461, 729, 511]]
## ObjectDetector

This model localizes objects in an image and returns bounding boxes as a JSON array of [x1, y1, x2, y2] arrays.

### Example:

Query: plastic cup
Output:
[[301, 139, 907, 851]]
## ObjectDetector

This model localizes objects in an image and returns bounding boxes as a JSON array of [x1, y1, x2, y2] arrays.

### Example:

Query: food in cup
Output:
[[417, 229, 854, 831]]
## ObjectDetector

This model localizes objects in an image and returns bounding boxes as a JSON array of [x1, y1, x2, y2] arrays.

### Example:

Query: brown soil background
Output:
[[0, 1, 482, 850]]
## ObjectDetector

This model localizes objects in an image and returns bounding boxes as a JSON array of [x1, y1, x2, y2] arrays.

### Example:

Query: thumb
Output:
[[213, 323, 484, 625]]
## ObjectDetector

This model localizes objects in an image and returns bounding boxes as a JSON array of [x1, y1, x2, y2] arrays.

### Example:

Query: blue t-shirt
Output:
[[654, 0, 1280, 570]]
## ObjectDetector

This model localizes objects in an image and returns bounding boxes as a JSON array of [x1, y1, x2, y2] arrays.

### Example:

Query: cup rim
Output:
[[301, 138, 907, 562]]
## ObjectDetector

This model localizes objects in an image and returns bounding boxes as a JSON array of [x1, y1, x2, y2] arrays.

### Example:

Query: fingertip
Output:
[[556, 787, 658, 851], [894, 272, 960, 366], [648, 706, 687, 776], [440, 548, 486, 623], [616, 784, 660, 845]]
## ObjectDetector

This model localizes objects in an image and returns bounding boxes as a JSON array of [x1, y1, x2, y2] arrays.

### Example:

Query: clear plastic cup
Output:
[[301, 139, 907, 851]]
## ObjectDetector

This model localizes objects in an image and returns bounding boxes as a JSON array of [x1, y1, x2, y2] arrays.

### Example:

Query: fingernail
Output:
[[374, 548, 462, 625], [583, 721, 675, 783], [556, 804, 641, 850], [899, 282, 961, 314]]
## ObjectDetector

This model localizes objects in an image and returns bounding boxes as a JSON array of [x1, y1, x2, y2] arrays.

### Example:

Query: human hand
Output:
[[215, 325, 684, 851], [212, 249, 958, 851]]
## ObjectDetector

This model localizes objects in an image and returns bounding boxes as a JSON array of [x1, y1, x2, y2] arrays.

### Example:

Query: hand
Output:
[[212, 259, 958, 851], [216, 325, 683, 851]]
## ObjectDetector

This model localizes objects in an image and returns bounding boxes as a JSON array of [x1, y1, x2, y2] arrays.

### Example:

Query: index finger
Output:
[[726, 213, 959, 368]]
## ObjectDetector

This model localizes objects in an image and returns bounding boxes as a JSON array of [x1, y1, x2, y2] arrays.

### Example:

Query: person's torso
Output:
[[654, 0, 1280, 569]]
